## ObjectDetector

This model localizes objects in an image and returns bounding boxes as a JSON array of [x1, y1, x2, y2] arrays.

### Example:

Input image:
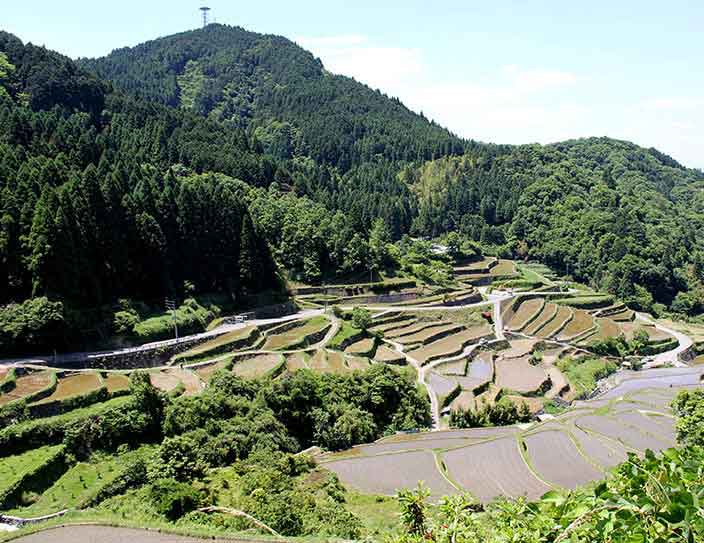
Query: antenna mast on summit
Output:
[[200, 6, 211, 27]]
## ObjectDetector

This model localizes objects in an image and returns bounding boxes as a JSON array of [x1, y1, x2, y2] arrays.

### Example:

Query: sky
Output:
[[4, 1, 703, 169]]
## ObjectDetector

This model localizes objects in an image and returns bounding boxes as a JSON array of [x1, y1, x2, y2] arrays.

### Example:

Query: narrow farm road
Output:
[[635, 312, 692, 367]]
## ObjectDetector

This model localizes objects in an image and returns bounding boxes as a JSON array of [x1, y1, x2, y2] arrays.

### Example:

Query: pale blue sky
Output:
[[5, 1, 703, 168]]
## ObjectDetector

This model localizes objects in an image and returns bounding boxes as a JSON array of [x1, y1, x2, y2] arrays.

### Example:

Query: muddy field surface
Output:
[[322, 368, 704, 502]]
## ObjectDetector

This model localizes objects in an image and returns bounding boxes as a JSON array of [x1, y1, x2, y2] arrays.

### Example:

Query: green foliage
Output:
[[0, 298, 65, 354], [397, 483, 430, 536], [132, 299, 214, 341], [148, 478, 203, 520], [351, 307, 372, 331], [672, 389, 704, 447], [556, 356, 618, 398], [0, 367, 16, 393], [449, 396, 532, 428]]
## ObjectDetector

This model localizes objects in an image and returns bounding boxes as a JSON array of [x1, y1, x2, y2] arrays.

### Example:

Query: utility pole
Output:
[[165, 298, 179, 341]]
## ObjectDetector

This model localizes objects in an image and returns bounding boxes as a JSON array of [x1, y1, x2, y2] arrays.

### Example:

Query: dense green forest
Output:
[[0, 24, 703, 353], [76, 24, 704, 311]]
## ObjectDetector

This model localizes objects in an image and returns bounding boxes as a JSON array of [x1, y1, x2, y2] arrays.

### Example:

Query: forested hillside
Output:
[[1, 23, 703, 353], [80, 24, 704, 313]]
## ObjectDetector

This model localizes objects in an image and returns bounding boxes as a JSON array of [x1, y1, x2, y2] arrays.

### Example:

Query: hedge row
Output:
[[0, 396, 133, 458], [0, 445, 68, 509]]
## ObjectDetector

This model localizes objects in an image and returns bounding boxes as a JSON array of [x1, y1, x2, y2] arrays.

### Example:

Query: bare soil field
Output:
[[386, 320, 440, 338], [524, 430, 603, 488], [165, 368, 202, 396], [410, 326, 492, 365], [434, 358, 467, 375], [0, 371, 53, 406], [345, 355, 371, 371], [557, 309, 595, 341], [502, 339, 538, 359], [261, 317, 329, 350], [344, 338, 376, 356], [590, 318, 622, 341], [149, 371, 181, 393], [395, 323, 463, 345], [370, 316, 416, 334], [507, 299, 544, 331], [192, 360, 229, 381], [231, 353, 283, 379], [34, 372, 102, 403], [103, 373, 130, 393], [537, 305, 572, 338], [285, 352, 309, 371], [374, 345, 406, 364], [523, 303, 559, 335], [494, 357, 549, 394], [443, 437, 552, 502]]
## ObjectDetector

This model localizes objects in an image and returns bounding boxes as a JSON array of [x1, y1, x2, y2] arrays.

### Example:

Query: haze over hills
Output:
[[0, 23, 703, 353]]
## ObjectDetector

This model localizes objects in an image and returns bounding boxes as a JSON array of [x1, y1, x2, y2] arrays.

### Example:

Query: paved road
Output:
[[635, 312, 693, 367], [8, 525, 276, 542]]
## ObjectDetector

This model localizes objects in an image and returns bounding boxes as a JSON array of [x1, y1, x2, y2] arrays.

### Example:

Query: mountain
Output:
[[0, 24, 703, 353]]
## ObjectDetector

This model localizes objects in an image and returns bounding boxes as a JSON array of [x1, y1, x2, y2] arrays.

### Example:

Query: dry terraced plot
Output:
[[507, 299, 544, 331], [409, 326, 492, 365], [231, 354, 284, 379], [34, 372, 102, 404], [261, 317, 329, 350], [494, 357, 549, 395], [537, 305, 572, 338], [0, 371, 54, 406], [557, 310, 595, 341], [103, 373, 129, 393]]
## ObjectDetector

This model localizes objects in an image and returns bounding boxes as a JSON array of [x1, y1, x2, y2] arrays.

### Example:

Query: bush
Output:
[[148, 478, 203, 520], [0, 297, 66, 355], [351, 307, 372, 331], [113, 310, 140, 335]]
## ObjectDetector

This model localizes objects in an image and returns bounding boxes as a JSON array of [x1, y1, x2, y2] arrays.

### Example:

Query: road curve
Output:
[[6, 524, 274, 542]]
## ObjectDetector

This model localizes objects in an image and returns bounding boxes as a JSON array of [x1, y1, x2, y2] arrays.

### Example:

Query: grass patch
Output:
[[345, 492, 399, 538], [0, 445, 64, 499], [556, 357, 618, 398], [329, 320, 363, 349]]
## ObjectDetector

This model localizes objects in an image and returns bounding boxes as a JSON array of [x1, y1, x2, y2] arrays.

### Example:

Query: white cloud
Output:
[[299, 35, 703, 169]]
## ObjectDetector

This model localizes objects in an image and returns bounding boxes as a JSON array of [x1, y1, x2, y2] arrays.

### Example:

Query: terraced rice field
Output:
[[165, 368, 202, 395], [494, 357, 549, 394], [507, 299, 544, 331], [370, 316, 416, 334], [344, 338, 376, 356], [285, 352, 309, 371], [409, 326, 492, 365], [231, 354, 284, 379], [0, 371, 54, 406], [590, 318, 622, 341], [103, 373, 129, 393], [34, 372, 102, 404], [444, 437, 551, 502], [523, 430, 603, 488], [557, 309, 595, 341], [149, 370, 182, 393], [536, 306, 572, 338], [323, 367, 700, 503], [261, 317, 329, 350], [394, 323, 463, 345], [490, 260, 517, 276], [345, 355, 371, 371], [374, 345, 406, 364], [321, 450, 458, 500], [386, 321, 438, 338], [176, 326, 258, 360], [523, 303, 558, 335], [193, 360, 229, 381]]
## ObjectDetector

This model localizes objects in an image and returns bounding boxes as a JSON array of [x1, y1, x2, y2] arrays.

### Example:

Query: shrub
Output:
[[113, 310, 140, 335], [148, 478, 203, 520], [0, 297, 66, 355], [351, 307, 372, 331]]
